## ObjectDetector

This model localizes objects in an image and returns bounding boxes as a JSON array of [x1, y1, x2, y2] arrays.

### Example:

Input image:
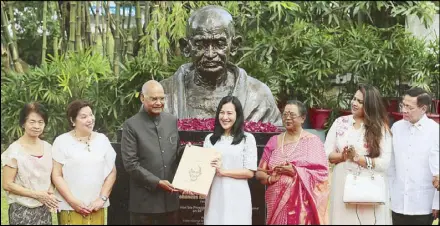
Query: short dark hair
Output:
[[284, 100, 307, 117], [210, 96, 245, 145], [404, 87, 432, 109], [66, 100, 92, 128], [19, 102, 49, 127]]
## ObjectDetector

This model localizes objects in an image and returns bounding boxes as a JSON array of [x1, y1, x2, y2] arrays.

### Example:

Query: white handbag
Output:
[[343, 163, 386, 205]]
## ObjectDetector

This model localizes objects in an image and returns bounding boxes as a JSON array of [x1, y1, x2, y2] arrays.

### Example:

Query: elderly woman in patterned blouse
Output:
[[2, 102, 58, 225]]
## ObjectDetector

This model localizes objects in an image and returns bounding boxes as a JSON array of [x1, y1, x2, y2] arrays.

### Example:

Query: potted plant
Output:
[[307, 93, 337, 130]]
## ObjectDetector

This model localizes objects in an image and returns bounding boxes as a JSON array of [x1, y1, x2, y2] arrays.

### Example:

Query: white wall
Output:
[[406, 13, 440, 42]]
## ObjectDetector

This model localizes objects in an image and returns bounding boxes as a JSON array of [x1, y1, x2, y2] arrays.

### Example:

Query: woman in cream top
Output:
[[1, 102, 58, 225], [325, 84, 393, 225], [52, 100, 116, 225]]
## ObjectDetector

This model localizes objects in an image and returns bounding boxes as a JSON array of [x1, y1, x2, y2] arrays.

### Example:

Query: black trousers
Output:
[[392, 211, 434, 225], [130, 211, 180, 225]]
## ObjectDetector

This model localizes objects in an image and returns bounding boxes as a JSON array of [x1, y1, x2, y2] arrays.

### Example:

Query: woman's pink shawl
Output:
[[261, 135, 330, 225]]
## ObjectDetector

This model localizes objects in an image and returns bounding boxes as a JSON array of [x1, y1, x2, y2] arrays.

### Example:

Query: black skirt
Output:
[[8, 203, 52, 225]]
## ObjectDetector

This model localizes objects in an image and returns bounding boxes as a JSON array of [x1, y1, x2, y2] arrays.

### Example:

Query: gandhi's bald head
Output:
[[187, 5, 235, 38], [141, 80, 165, 116], [179, 5, 242, 79]]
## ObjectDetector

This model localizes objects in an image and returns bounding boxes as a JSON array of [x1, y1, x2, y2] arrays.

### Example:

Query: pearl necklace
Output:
[[281, 129, 303, 157], [73, 130, 91, 152]]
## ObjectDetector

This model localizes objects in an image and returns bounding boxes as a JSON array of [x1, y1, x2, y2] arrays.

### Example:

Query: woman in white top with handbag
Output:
[[51, 100, 117, 225], [324, 84, 393, 225]]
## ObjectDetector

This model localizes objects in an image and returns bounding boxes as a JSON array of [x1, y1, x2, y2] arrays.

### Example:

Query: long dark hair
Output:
[[210, 96, 245, 145], [359, 84, 390, 158]]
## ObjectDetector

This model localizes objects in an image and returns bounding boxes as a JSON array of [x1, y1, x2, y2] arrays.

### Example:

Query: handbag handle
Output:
[[366, 156, 376, 180], [351, 156, 375, 179]]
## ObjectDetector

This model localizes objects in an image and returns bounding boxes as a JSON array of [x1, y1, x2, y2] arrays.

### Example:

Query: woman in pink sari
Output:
[[256, 100, 330, 225]]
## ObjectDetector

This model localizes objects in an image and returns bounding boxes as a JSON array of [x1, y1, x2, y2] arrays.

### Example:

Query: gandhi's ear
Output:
[[230, 35, 242, 56], [179, 38, 191, 58]]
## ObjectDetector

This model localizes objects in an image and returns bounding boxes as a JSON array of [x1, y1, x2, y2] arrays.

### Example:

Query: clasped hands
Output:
[[265, 161, 296, 185], [342, 145, 357, 162], [68, 197, 105, 216]]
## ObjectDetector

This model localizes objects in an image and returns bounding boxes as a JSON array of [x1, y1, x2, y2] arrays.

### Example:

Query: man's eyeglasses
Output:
[[145, 96, 165, 103], [399, 103, 416, 111], [282, 112, 300, 119]]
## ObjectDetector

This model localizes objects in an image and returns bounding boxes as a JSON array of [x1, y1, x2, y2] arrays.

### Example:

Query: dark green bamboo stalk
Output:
[[1, 2, 23, 72], [114, 2, 121, 76], [41, 1, 47, 64], [7, 2, 17, 48], [68, 1, 76, 52]]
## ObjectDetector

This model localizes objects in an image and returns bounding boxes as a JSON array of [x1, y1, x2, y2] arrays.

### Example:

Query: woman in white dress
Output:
[[203, 96, 258, 225], [51, 100, 117, 225], [324, 84, 393, 225]]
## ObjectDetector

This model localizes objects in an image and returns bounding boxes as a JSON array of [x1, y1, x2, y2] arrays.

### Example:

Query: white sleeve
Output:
[[1, 144, 19, 168], [203, 133, 213, 148], [243, 134, 258, 171], [324, 118, 339, 157], [433, 190, 439, 210], [429, 126, 439, 176], [52, 136, 66, 165], [102, 135, 117, 178], [374, 130, 393, 173]]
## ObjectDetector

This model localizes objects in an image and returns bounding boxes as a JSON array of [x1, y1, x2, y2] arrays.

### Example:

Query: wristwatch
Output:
[[100, 195, 108, 202]]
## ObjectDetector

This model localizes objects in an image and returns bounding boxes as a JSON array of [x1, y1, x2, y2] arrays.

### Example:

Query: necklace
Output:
[[281, 129, 303, 157], [73, 130, 91, 152]]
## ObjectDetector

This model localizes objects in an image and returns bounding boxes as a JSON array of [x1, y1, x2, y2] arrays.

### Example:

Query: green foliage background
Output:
[[1, 1, 439, 145]]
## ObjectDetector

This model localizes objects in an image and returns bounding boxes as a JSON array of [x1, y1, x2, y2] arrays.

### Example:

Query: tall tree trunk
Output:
[[143, 1, 150, 34], [122, 2, 126, 31], [114, 2, 121, 76], [102, 2, 107, 57], [127, 2, 133, 30], [151, 4, 158, 53], [75, 1, 82, 51], [52, 2, 61, 58], [81, 2, 87, 49], [41, 1, 48, 64], [134, 1, 149, 56], [2, 36, 11, 71], [61, 2, 68, 53], [68, 1, 76, 52], [93, 1, 100, 48], [1, 2, 23, 73], [127, 32, 133, 60], [103, 2, 116, 39], [105, 2, 111, 61], [125, 2, 133, 57], [85, 3, 92, 49], [159, 2, 167, 65], [7, 2, 17, 49], [135, 1, 143, 38]]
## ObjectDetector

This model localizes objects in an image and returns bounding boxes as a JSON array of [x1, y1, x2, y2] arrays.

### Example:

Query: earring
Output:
[[72, 123, 76, 127]]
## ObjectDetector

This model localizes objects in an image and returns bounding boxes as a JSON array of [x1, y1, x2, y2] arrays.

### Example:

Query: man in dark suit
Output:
[[121, 80, 182, 225]]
